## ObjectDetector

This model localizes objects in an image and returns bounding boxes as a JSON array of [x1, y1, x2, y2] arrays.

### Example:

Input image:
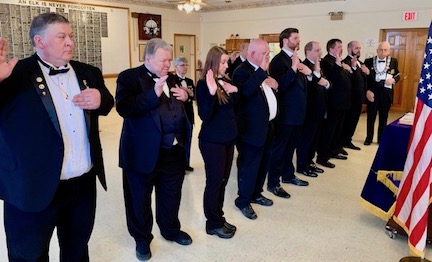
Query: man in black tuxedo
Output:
[[173, 57, 195, 172], [0, 13, 114, 261], [317, 38, 352, 168], [296, 41, 330, 177], [267, 28, 312, 199], [116, 38, 192, 261], [364, 41, 400, 145], [226, 42, 249, 78], [232, 38, 279, 219], [341, 41, 369, 150]]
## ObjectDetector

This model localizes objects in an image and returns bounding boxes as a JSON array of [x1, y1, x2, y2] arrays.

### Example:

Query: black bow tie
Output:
[[147, 71, 159, 79], [37, 55, 70, 75], [378, 60, 386, 63]]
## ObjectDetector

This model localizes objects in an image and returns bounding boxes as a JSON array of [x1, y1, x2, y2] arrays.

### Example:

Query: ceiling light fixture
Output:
[[177, 1, 202, 13]]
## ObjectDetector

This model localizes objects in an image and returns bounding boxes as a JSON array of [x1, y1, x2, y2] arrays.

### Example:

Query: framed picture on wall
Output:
[[139, 44, 146, 62], [138, 14, 162, 40]]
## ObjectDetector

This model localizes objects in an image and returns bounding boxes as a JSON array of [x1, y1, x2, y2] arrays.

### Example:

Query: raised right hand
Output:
[[0, 37, 19, 82], [205, 69, 217, 95]]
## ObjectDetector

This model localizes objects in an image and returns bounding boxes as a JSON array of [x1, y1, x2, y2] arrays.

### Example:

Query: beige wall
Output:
[[200, 0, 432, 60], [66, 0, 431, 71]]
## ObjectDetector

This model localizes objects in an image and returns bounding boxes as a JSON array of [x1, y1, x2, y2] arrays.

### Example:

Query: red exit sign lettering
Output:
[[402, 11, 417, 21]]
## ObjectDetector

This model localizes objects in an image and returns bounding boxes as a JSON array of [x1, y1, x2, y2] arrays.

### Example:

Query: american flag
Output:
[[393, 21, 432, 258]]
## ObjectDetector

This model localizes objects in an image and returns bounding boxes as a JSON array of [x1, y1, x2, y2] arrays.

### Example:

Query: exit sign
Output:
[[402, 11, 417, 21]]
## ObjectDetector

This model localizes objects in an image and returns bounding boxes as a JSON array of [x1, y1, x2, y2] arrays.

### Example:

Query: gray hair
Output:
[[145, 38, 172, 59], [29, 12, 69, 46], [173, 57, 188, 67]]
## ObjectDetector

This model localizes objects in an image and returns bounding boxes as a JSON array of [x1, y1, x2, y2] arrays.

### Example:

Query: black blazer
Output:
[[172, 73, 195, 125], [116, 65, 192, 174], [364, 56, 400, 103], [303, 59, 328, 120], [342, 56, 367, 105], [269, 50, 307, 125], [226, 56, 243, 78], [0, 54, 114, 212], [196, 78, 237, 144], [232, 61, 274, 147], [321, 54, 352, 111]]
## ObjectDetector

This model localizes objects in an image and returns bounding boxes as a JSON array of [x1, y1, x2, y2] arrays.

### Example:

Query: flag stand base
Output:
[[399, 257, 431, 262]]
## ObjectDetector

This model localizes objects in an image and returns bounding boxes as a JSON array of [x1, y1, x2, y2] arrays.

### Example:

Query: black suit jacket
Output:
[[303, 59, 328, 120], [364, 56, 400, 103], [116, 65, 192, 174], [320, 54, 352, 110], [0, 54, 114, 212], [232, 61, 274, 147], [342, 56, 367, 105], [172, 73, 195, 125], [226, 56, 243, 78], [269, 50, 307, 125]]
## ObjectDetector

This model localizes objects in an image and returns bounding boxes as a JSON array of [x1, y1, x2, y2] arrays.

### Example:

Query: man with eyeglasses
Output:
[[173, 57, 195, 172]]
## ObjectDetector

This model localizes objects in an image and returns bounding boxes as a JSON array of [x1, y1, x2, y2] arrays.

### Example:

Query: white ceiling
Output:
[[102, 0, 341, 12]]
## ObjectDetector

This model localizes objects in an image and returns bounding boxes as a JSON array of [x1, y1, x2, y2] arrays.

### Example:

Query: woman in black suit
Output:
[[196, 46, 238, 239]]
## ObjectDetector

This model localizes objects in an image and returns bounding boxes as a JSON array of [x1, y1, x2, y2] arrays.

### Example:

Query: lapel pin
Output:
[[83, 80, 90, 89]]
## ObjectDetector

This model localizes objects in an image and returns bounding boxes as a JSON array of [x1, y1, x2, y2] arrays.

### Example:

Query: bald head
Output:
[[247, 38, 269, 66], [304, 41, 322, 62], [347, 40, 361, 58]]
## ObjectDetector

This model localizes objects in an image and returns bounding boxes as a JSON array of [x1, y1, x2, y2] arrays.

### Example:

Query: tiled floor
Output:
[[0, 78, 426, 261]]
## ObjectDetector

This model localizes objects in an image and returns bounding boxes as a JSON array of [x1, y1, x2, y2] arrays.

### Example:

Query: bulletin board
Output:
[[0, 0, 130, 75]]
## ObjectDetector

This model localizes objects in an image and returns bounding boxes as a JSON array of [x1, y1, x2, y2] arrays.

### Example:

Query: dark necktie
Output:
[[37, 55, 70, 75]]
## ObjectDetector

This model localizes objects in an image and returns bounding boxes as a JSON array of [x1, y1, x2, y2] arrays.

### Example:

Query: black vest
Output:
[[158, 93, 186, 149]]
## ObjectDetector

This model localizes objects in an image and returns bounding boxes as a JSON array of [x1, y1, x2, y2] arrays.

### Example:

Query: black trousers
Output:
[[317, 108, 345, 162], [341, 102, 363, 145], [296, 117, 323, 173], [366, 86, 392, 143], [5, 170, 96, 262], [199, 140, 234, 230], [123, 145, 186, 249], [267, 124, 301, 189], [235, 123, 273, 208]]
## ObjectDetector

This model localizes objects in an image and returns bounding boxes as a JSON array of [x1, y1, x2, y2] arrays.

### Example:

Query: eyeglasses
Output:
[[178, 64, 189, 67]]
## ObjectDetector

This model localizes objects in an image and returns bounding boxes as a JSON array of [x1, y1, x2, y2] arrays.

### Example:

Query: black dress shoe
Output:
[[136, 250, 152, 261], [185, 166, 194, 172], [316, 160, 336, 168], [282, 176, 309, 186], [331, 153, 348, 160], [338, 148, 348, 155], [136, 244, 151, 261], [267, 186, 291, 199], [344, 142, 361, 150], [206, 226, 235, 239], [309, 163, 324, 173], [224, 221, 237, 232], [298, 170, 318, 178], [250, 195, 273, 206], [169, 231, 192, 245], [364, 141, 371, 146], [238, 205, 257, 220]]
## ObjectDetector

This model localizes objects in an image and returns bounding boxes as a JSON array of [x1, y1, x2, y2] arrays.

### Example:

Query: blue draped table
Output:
[[360, 119, 412, 220]]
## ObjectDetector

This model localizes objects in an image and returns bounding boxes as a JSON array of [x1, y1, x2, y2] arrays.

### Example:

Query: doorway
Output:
[[174, 34, 196, 82], [381, 28, 428, 112]]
